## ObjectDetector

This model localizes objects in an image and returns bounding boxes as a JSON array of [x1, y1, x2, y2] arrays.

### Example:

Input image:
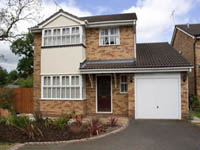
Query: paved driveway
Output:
[[19, 120, 200, 150]]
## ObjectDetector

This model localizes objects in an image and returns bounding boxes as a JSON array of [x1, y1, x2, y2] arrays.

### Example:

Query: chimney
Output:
[[187, 23, 190, 28]]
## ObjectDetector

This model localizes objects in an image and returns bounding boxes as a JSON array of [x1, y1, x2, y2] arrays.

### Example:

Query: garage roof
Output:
[[80, 42, 192, 70]]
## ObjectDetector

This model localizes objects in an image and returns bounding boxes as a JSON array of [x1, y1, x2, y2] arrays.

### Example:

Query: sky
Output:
[[0, 0, 200, 72]]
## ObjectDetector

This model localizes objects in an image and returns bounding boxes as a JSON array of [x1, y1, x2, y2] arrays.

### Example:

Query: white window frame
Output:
[[42, 26, 83, 47], [41, 75, 85, 100], [99, 28, 120, 46], [120, 75, 128, 93]]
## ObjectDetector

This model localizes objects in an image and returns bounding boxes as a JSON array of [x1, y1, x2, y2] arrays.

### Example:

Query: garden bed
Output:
[[0, 114, 120, 143]]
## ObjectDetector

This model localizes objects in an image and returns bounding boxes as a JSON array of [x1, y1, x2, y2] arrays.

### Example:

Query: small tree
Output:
[[7, 70, 18, 83], [0, 88, 15, 112], [0, 66, 8, 87]]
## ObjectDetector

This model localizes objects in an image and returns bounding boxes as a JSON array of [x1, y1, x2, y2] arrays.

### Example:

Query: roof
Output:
[[80, 42, 192, 70], [31, 9, 137, 30], [176, 24, 200, 37], [80, 13, 137, 22]]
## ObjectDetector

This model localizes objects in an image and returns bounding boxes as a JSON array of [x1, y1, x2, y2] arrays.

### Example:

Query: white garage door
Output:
[[135, 73, 181, 119]]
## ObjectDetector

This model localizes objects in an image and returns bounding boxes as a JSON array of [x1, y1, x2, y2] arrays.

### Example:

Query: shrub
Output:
[[17, 76, 33, 88], [53, 117, 69, 129], [5, 115, 29, 128], [190, 96, 200, 110], [88, 118, 104, 136], [107, 117, 118, 127], [0, 89, 15, 113]]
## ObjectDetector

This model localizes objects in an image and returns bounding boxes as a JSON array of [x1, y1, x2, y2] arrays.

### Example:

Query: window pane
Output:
[[61, 87, 65, 98], [43, 87, 47, 98], [66, 87, 70, 98], [72, 27, 76, 34], [48, 77, 51, 85], [76, 76, 79, 85], [48, 88, 51, 98], [44, 77, 47, 85], [71, 87, 76, 98], [111, 28, 116, 35], [76, 35, 80, 43], [72, 76, 76, 85], [57, 88, 60, 98], [71, 35, 75, 43], [62, 76, 66, 85], [76, 87, 80, 98], [52, 88, 56, 98], [110, 36, 116, 45], [104, 29, 108, 35]]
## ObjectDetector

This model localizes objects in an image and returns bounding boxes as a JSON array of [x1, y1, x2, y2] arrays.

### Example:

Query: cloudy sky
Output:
[[0, 0, 200, 72]]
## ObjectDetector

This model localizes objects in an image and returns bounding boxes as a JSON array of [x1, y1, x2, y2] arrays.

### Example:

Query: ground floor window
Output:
[[120, 75, 128, 93], [41, 75, 85, 100]]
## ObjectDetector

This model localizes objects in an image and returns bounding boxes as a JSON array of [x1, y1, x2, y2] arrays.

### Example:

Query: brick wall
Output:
[[172, 29, 195, 95], [85, 74, 134, 116], [195, 40, 200, 99], [181, 72, 189, 119], [85, 26, 135, 60], [33, 33, 42, 112]]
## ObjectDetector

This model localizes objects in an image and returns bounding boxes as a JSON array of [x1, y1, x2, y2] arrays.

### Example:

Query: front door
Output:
[[97, 76, 111, 112]]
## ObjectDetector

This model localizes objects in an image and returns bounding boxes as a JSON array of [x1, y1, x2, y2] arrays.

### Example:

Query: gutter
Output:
[[79, 66, 193, 74]]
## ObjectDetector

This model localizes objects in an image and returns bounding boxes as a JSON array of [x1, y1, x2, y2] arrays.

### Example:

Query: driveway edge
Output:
[[10, 121, 129, 150]]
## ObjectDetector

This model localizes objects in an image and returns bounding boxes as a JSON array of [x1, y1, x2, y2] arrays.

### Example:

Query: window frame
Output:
[[42, 26, 83, 47], [41, 75, 85, 100], [99, 28, 120, 46], [120, 75, 128, 94]]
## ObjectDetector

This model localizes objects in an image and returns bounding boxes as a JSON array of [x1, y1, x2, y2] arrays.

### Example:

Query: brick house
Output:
[[31, 9, 192, 119], [171, 24, 200, 98]]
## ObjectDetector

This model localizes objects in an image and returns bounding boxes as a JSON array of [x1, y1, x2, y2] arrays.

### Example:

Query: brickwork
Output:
[[39, 100, 86, 116], [33, 33, 42, 112], [86, 74, 134, 116], [195, 40, 200, 99], [181, 72, 189, 119], [85, 26, 135, 60], [172, 29, 195, 95]]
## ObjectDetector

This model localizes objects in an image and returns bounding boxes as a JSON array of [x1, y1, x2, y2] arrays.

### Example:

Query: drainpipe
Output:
[[193, 38, 197, 96]]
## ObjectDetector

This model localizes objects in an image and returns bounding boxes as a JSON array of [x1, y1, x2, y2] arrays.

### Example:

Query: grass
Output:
[[0, 142, 13, 150], [190, 110, 200, 118]]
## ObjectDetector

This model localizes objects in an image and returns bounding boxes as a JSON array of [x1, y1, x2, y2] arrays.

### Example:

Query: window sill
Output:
[[40, 98, 86, 101], [120, 92, 128, 94], [99, 44, 120, 47], [41, 43, 86, 48]]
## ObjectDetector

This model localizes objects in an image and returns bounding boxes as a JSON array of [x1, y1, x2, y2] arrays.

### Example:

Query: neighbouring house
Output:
[[31, 9, 192, 119], [171, 24, 200, 99]]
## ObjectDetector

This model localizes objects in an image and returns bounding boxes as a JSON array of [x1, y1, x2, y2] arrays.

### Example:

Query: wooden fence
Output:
[[0, 88, 33, 113]]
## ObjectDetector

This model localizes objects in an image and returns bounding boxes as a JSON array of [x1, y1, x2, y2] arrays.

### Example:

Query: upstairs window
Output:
[[42, 26, 83, 46], [100, 28, 120, 46]]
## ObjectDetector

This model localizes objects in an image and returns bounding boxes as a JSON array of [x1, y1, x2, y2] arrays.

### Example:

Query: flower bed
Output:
[[0, 113, 119, 143]]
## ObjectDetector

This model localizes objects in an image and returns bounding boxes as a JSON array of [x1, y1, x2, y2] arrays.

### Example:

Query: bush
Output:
[[17, 76, 33, 88], [0, 88, 16, 114], [88, 118, 104, 136], [107, 117, 118, 127], [53, 117, 69, 129], [5, 115, 29, 128], [190, 96, 200, 110]]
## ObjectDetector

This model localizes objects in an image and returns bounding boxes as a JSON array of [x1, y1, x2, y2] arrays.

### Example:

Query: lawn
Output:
[[0, 142, 13, 150]]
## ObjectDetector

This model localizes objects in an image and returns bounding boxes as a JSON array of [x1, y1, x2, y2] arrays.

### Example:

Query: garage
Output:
[[135, 73, 181, 119]]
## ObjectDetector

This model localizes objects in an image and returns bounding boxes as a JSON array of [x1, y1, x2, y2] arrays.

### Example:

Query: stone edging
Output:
[[10, 122, 129, 150]]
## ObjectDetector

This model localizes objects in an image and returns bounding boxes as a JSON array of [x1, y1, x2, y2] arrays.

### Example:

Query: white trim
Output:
[[96, 75, 112, 113], [80, 66, 192, 74], [120, 75, 128, 94], [176, 27, 195, 39], [39, 13, 85, 28], [134, 73, 181, 120], [88, 19, 137, 25]]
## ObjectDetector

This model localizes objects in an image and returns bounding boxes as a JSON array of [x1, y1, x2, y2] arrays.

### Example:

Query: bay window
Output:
[[100, 28, 120, 46], [42, 75, 85, 100], [42, 26, 83, 46]]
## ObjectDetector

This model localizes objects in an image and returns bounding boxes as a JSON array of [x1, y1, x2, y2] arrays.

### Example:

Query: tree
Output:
[[0, 66, 8, 87], [7, 70, 18, 83], [17, 76, 33, 88], [10, 32, 33, 78], [0, 0, 41, 41]]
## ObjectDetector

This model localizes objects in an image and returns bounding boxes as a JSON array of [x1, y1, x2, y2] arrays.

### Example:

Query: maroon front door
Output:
[[97, 76, 111, 112]]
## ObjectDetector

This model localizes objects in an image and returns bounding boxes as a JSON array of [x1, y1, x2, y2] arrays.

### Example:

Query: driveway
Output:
[[19, 120, 200, 150]]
